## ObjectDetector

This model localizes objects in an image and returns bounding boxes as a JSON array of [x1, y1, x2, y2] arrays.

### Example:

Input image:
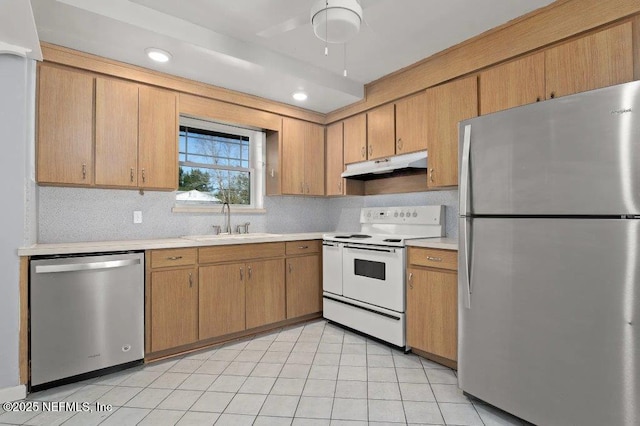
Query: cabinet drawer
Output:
[[150, 248, 197, 269], [199, 242, 285, 264], [408, 247, 457, 271], [285, 240, 321, 255]]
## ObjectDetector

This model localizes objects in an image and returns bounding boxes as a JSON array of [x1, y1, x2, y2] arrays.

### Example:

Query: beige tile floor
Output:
[[0, 319, 526, 425]]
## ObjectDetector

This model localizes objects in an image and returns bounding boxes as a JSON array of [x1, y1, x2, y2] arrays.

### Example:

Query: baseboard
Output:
[[0, 384, 26, 403]]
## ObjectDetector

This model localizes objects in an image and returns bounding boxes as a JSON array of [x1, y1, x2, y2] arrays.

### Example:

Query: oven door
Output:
[[342, 244, 405, 312]]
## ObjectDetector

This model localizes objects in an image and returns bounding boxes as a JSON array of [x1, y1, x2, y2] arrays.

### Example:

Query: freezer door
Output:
[[459, 80, 640, 215], [458, 218, 640, 426]]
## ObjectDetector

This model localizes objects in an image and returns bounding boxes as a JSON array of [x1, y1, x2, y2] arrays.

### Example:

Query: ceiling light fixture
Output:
[[145, 47, 172, 63], [311, 0, 363, 44], [292, 91, 308, 101]]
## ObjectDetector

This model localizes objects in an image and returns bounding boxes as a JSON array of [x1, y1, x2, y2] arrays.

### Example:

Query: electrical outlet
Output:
[[133, 211, 142, 224]]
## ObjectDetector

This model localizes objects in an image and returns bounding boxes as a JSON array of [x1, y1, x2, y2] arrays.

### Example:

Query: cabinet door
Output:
[[479, 52, 545, 115], [545, 22, 633, 99], [425, 76, 478, 188], [343, 114, 367, 164], [395, 92, 427, 154], [199, 263, 246, 339], [150, 268, 198, 352], [37, 65, 94, 186], [138, 85, 178, 190], [407, 267, 457, 361], [286, 254, 322, 319], [95, 78, 139, 187], [246, 259, 285, 329], [366, 104, 395, 160], [304, 122, 325, 195], [281, 118, 306, 194], [325, 122, 344, 196]]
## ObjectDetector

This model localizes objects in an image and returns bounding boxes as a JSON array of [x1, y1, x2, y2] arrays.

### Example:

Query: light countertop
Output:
[[406, 237, 458, 251], [18, 232, 325, 256]]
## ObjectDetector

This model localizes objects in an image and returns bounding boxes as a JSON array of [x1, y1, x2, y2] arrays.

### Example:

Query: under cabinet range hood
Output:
[[341, 150, 427, 179]]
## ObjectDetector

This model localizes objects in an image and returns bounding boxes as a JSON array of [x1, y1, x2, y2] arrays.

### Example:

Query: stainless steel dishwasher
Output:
[[30, 251, 144, 391]]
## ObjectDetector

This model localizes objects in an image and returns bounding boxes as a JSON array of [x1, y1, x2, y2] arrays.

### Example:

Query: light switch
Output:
[[133, 211, 142, 224]]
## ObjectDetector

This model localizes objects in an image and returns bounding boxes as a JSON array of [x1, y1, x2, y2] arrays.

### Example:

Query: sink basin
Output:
[[181, 233, 282, 242]]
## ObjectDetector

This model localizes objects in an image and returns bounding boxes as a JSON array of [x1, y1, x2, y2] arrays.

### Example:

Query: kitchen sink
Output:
[[180, 233, 282, 242]]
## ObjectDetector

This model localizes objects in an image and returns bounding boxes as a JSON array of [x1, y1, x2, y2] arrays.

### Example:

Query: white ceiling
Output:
[[27, 0, 556, 113]]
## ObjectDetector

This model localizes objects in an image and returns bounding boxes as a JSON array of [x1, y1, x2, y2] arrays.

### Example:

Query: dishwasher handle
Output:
[[34, 258, 142, 274]]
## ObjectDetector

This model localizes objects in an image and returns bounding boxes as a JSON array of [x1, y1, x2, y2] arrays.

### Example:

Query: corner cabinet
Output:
[[425, 76, 478, 188], [37, 64, 178, 190], [281, 118, 325, 195], [406, 247, 458, 368]]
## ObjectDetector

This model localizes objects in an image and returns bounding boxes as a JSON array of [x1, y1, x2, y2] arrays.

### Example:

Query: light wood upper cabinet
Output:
[[407, 265, 457, 362], [150, 267, 198, 352], [286, 253, 322, 319], [366, 103, 396, 160], [480, 53, 545, 115], [281, 118, 325, 195], [395, 92, 428, 154], [426, 76, 478, 188], [343, 113, 367, 164], [199, 262, 246, 340], [245, 258, 286, 329], [545, 22, 633, 100], [95, 78, 139, 187], [305, 122, 325, 195], [138, 85, 178, 190], [325, 122, 344, 196], [37, 65, 94, 186]]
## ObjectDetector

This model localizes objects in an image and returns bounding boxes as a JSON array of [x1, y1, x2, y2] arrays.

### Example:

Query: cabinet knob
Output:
[[409, 272, 413, 289], [429, 168, 434, 183], [368, 145, 373, 157], [361, 146, 365, 158], [188, 272, 193, 288], [397, 138, 403, 150], [248, 265, 252, 279], [167, 256, 183, 261], [82, 164, 87, 180], [240, 267, 244, 281], [141, 168, 146, 183], [288, 263, 292, 273], [338, 181, 342, 191], [426, 256, 442, 262]]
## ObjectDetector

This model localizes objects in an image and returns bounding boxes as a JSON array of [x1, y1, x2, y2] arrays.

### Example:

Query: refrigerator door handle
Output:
[[460, 124, 472, 215], [461, 217, 472, 309]]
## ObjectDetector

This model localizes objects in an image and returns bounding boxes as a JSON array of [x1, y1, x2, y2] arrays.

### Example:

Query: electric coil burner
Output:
[[322, 205, 445, 348]]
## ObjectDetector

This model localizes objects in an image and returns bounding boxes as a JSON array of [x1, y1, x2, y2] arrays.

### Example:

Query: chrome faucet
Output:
[[221, 202, 232, 234]]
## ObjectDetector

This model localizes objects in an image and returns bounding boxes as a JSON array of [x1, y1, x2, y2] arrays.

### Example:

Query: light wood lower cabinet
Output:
[[407, 247, 458, 365], [245, 258, 286, 329], [286, 254, 322, 319], [149, 267, 198, 353], [147, 241, 320, 357], [199, 262, 246, 340]]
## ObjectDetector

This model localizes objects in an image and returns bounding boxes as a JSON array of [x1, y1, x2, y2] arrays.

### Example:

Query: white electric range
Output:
[[322, 205, 445, 348]]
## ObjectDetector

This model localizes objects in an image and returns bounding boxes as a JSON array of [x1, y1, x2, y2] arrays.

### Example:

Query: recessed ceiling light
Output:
[[145, 48, 172, 63], [292, 91, 308, 101]]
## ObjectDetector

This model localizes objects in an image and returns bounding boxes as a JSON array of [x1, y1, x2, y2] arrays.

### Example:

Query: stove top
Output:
[[323, 205, 445, 248]]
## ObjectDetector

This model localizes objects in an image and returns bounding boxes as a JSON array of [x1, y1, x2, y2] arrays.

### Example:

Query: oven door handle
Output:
[[322, 242, 341, 247], [344, 245, 396, 253]]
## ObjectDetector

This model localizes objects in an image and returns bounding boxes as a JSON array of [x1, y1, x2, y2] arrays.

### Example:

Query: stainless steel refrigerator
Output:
[[458, 81, 640, 426]]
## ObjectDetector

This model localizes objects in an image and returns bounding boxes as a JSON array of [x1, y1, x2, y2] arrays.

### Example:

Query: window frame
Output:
[[173, 116, 265, 212]]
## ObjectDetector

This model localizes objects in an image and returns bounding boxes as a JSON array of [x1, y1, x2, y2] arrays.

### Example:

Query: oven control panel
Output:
[[360, 205, 443, 225]]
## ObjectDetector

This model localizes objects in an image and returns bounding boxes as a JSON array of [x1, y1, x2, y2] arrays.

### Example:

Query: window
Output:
[[176, 117, 264, 210]]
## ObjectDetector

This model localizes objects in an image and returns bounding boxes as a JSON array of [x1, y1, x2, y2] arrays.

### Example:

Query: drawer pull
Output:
[[297, 246, 309, 250], [426, 256, 442, 262], [188, 272, 193, 288], [409, 272, 413, 289], [167, 256, 183, 261]]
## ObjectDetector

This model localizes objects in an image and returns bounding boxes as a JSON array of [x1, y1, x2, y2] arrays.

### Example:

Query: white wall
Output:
[[0, 54, 35, 394]]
